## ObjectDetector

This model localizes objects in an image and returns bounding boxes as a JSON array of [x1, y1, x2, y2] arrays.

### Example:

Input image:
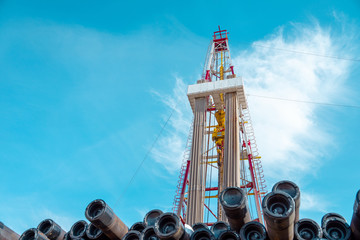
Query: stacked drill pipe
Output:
[[11, 182, 360, 240], [321, 213, 351, 240], [38, 219, 66, 240], [190, 228, 215, 240], [351, 190, 360, 239], [294, 218, 322, 240], [210, 221, 230, 238], [219, 187, 250, 232], [85, 199, 128, 240], [154, 213, 192, 240], [239, 221, 268, 240], [0, 222, 20, 240], [20, 228, 49, 240], [272, 180, 300, 222], [86, 223, 111, 240]]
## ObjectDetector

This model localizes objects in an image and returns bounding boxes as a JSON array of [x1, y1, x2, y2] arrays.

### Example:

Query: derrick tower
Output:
[[172, 27, 267, 226]]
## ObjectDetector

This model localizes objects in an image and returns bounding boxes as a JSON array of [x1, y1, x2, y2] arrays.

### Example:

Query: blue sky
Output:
[[1, 0, 360, 234]]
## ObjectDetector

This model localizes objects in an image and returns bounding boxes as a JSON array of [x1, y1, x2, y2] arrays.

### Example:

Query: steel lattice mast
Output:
[[172, 27, 267, 226]]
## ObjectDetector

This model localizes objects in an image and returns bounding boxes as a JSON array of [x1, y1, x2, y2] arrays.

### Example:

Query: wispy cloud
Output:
[[151, 78, 192, 172], [301, 191, 331, 213], [233, 21, 355, 182]]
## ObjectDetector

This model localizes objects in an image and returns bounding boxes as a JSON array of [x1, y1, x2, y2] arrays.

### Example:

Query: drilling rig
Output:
[[172, 27, 267, 226]]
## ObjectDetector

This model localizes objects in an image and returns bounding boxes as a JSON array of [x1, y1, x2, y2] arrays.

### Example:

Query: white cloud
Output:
[[301, 191, 330, 213], [233, 22, 354, 182]]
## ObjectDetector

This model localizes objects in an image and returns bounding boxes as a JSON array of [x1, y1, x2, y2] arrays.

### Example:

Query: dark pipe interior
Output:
[[298, 222, 318, 240], [159, 216, 177, 234], [125, 232, 140, 240], [326, 221, 346, 239], [22, 230, 36, 240], [219, 232, 237, 240], [244, 225, 265, 240], [72, 222, 86, 237], [144, 228, 158, 240], [223, 188, 242, 207], [88, 224, 101, 237], [193, 230, 212, 240], [88, 201, 105, 218], [274, 182, 297, 198], [39, 220, 52, 234], [267, 195, 290, 216]]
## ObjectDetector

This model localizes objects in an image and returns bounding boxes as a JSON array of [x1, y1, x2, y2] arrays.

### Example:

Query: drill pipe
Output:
[[37, 219, 66, 240], [123, 230, 142, 240], [144, 210, 163, 227], [218, 230, 239, 240], [191, 223, 208, 232], [190, 228, 215, 240], [239, 221, 268, 240], [321, 213, 347, 228], [130, 222, 146, 233], [154, 212, 189, 240], [219, 187, 250, 232], [272, 180, 300, 222], [20, 228, 50, 240], [262, 191, 295, 240], [85, 199, 128, 240], [294, 218, 322, 240], [0, 222, 20, 240], [63, 232, 72, 240], [210, 221, 230, 239], [141, 226, 159, 240], [322, 217, 351, 240], [351, 190, 360, 239], [86, 223, 111, 240], [70, 220, 88, 240]]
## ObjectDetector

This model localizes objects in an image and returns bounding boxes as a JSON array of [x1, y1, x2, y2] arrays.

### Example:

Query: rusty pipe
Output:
[[70, 220, 88, 239], [239, 221, 268, 240], [20, 228, 50, 240], [85, 199, 128, 240], [351, 190, 360, 240], [218, 230, 239, 240], [131, 222, 146, 233], [322, 217, 351, 240], [37, 219, 66, 240], [190, 228, 215, 240], [0, 222, 20, 240], [219, 187, 250, 232], [123, 230, 142, 240], [154, 213, 189, 240], [86, 223, 111, 240], [191, 223, 208, 232], [141, 226, 159, 240], [262, 191, 295, 240], [294, 218, 322, 240], [144, 210, 163, 227], [272, 180, 300, 222], [210, 221, 230, 239]]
